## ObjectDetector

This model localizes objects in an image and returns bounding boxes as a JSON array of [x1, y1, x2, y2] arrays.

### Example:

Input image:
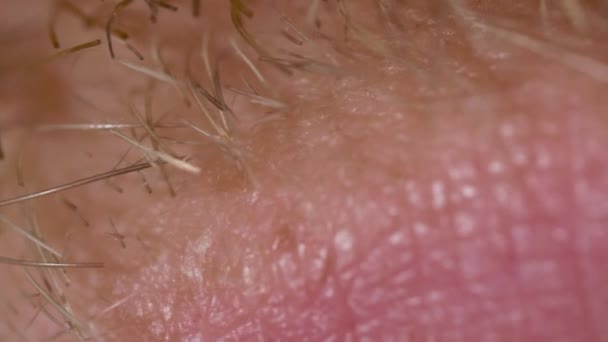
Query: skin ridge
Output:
[[1, 0, 607, 340]]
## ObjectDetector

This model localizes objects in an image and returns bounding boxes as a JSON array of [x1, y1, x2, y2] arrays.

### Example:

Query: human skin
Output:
[[1, 0, 608, 340]]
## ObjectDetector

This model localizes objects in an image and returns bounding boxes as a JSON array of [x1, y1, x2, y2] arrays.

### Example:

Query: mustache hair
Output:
[[0, 0, 607, 340]]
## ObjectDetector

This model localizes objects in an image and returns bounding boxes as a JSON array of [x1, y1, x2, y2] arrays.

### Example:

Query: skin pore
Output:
[[1, 0, 608, 340]]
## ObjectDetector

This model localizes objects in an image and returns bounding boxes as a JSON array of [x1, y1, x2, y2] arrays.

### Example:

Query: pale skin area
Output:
[[1, 0, 608, 340]]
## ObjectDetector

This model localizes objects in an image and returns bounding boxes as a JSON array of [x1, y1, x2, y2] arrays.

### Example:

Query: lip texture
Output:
[[86, 77, 607, 341], [1, 1, 608, 341]]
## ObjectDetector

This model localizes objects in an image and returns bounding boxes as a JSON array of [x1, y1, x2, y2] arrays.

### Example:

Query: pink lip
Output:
[[69, 78, 604, 341]]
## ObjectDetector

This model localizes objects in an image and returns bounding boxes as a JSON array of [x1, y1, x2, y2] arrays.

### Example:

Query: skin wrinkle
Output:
[[0, 0, 608, 341]]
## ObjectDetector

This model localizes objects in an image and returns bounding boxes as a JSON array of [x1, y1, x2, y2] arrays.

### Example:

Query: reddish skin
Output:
[[1, 0, 608, 341]]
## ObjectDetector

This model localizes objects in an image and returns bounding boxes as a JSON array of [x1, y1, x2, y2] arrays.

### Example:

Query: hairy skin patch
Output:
[[1, 0, 608, 340]]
